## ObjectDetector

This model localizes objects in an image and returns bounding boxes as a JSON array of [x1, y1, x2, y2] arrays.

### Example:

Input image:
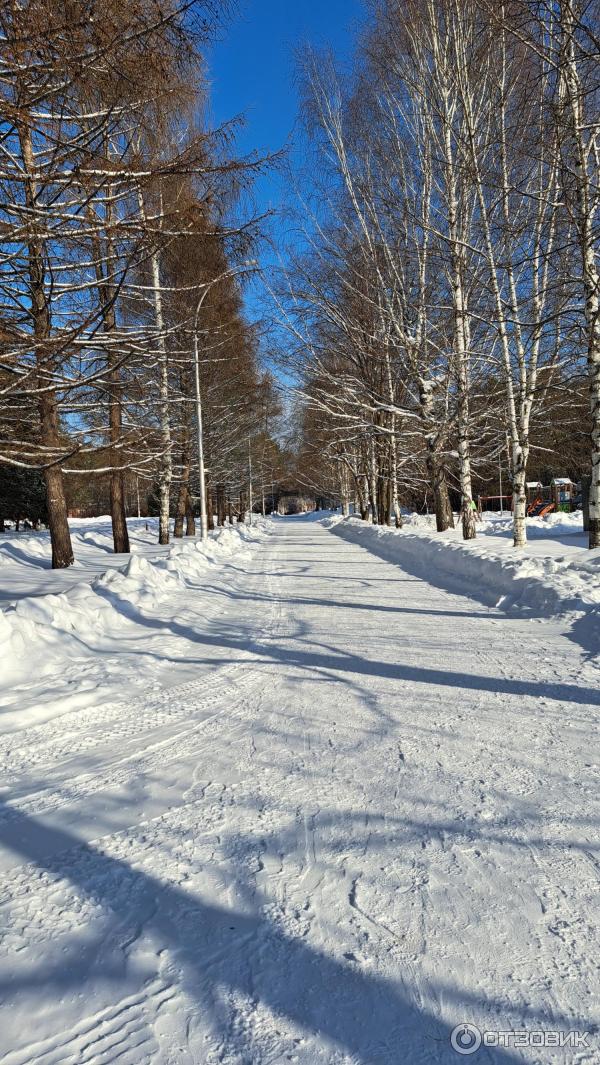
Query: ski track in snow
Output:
[[0, 517, 599, 1064]]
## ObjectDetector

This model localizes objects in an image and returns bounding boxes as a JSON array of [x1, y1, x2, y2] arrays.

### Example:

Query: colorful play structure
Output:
[[526, 478, 576, 516], [478, 478, 578, 516]]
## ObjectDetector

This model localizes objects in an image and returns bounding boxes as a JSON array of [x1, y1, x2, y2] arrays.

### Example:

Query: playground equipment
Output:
[[526, 477, 576, 516], [551, 477, 575, 513], [481, 476, 579, 518], [477, 494, 513, 514], [526, 481, 543, 503], [524, 482, 552, 516], [527, 497, 556, 517]]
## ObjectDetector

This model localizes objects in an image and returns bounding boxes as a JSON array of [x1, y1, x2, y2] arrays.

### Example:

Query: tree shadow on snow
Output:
[[0, 803, 566, 1064], [327, 527, 599, 660], [93, 585, 600, 710]]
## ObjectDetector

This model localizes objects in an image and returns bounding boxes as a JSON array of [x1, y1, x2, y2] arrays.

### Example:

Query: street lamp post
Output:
[[193, 327, 208, 542], [248, 436, 253, 526]]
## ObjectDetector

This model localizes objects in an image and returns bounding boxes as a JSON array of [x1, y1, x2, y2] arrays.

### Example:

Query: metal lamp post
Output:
[[248, 436, 253, 526], [192, 325, 208, 542]]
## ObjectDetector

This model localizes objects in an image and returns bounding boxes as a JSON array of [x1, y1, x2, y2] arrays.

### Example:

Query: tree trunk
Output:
[[110, 469, 130, 552], [152, 242, 172, 547], [138, 188, 171, 546], [173, 461, 190, 538], [206, 483, 215, 530], [378, 468, 389, 526], [368, 443, 378, 524], [443, 99, 476, 541], [390, 461, 402, 528], [185, 491, 196, 536], [86, 187, 130, 555], [19, 119, 73, 569], [512, 441, 528, 549], [383, 347, 402, 527], [106, 325, 129, 553], [456, 355, 476, 540], [419, 380, 453, 532], [216, 484, 226, 527], [349, 462, 367, 519], [339, 463, 350, 517], [44, 462, 74, 568], [589, 356, 600, 547], [426, 449, 454, 533], [560, 2, 600, 547]]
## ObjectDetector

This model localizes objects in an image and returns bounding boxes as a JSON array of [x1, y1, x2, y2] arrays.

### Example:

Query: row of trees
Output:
[[0, 0, 282, 566], [279, 0, 599, 547]]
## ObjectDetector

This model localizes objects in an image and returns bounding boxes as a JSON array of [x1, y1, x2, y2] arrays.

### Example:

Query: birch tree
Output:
[[554, 1, 600, 546]]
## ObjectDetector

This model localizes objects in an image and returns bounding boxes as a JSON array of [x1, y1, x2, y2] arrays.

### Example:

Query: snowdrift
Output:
[[0, 521, 270, 731], [325, 515, 600, 626]]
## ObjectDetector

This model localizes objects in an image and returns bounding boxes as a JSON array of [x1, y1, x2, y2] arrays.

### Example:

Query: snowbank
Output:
[[0, 521, 270, 732], [479, 509, 586, 540], [0, 516, 193, 603], [325, 515, 600, 625]]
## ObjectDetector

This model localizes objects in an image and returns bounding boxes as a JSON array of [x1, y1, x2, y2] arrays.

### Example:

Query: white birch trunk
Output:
[[560, 1, 600, 547], [442, 111, 476, 541], [150, 247, 172, 546], [383, 342, 402, 528], [511, 439, 528, 549], [137, 186, 172, 547]]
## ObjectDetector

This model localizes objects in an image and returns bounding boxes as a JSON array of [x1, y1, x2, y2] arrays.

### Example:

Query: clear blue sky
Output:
[[210, 0, 365, 223]]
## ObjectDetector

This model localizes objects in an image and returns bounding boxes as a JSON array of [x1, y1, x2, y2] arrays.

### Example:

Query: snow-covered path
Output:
[[1, 517, 599, 1064]]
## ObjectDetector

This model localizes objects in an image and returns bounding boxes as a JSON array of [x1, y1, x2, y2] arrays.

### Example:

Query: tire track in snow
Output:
[[0, 534, 284, 826], [1, 520, 599, 1063], [1, 977, 176, 1065]]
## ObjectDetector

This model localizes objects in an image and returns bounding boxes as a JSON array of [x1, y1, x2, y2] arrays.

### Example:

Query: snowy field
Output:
[[0, 514, 599, 1063], [0, 518, 181, 604]]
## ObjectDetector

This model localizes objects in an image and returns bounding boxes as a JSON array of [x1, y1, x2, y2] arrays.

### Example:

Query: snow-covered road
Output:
[[1, 517, 598, 1064]]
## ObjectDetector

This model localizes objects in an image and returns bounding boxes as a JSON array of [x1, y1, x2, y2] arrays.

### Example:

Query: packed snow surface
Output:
[[0, 514, 598, 1063]]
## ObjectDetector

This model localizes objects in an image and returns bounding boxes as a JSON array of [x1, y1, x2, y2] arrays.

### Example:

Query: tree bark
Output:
[[151, 243, 172, 547], [109, 465, 130, 553], [42, 453, 74, 568], [420, 380, 454, 531], [19, 118, 73, 568], [368, 442, 378, 524], [560, 1, 600, 547], [427, 451, 454, 533], [173, 460, 190, 538], [206, 483, 215, 530], [383, 344, 402, 527], [87, 190, 130, 555], [185, 491, 196, 536], [216, 484, 226, 527], [138, 188, 172, 546], [512, 442, 528, 549], [441, 88, 476, 541]]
